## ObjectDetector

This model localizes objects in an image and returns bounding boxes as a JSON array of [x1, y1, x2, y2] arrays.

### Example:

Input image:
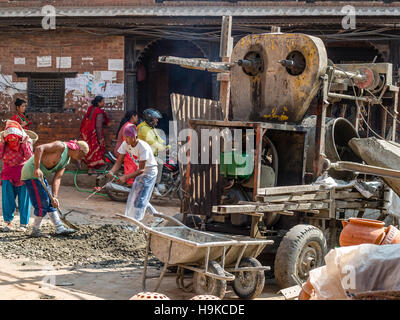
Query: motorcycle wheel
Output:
[[105, 185, 130, 202]]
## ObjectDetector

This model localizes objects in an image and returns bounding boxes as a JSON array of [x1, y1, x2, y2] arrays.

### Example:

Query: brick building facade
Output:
[[0, 30, 125, 147]]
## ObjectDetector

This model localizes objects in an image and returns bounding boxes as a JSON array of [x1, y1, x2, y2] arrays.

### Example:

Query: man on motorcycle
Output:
[[137, 108, 169, 197]]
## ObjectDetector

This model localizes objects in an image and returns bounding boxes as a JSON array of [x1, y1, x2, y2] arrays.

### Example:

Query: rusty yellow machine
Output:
[[159, 30, 400, 289]]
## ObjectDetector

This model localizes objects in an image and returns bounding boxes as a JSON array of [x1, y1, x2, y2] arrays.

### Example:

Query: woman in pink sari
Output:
[[114, 111, 139, 186], [80, 96, 110, 174]]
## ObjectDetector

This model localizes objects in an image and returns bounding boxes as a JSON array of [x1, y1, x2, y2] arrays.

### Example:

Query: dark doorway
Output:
[[137, 39, 213, 135]]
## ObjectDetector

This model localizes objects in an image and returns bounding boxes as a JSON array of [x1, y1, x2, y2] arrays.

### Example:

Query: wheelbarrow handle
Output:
[[152, 212, 187, 228]]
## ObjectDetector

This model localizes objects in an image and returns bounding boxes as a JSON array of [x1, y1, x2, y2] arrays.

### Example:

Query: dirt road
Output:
[[0, 185, 283, 300]]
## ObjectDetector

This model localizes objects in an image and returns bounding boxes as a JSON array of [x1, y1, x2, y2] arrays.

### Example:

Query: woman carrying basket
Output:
[[0, 120, 33, 232]]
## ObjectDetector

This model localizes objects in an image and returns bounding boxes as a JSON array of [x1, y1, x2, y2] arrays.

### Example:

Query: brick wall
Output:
[[0, 30, 125, 151]]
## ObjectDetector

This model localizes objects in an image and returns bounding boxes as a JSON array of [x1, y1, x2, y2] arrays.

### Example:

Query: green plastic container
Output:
[[220, 151, 254, 180]]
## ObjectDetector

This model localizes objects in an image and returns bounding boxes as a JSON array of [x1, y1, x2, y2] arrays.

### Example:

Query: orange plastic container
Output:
[[339, 218, 386, 247], [299, 278, 314, 300]]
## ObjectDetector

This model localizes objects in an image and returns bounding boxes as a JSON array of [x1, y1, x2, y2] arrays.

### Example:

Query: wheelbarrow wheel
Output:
[[193, 261, 227, 299], [232, 257, 265, 299]]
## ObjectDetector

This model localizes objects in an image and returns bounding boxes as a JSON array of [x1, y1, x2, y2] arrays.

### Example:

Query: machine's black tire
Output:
[[193, 261, 227, 299], [274, 224, 327, 289], [232, 257, 265, 299]]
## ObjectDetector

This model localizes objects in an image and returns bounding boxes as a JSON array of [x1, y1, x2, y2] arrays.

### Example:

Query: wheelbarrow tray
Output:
[[114, 213, 273, 294], [150, 226, 271, 266]]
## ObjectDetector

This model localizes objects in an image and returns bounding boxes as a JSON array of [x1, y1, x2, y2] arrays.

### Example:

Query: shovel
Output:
[[38, 177, 79, 231]]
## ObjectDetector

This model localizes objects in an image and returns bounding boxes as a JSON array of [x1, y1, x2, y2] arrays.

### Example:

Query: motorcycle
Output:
[[97, 151, 183, 202]]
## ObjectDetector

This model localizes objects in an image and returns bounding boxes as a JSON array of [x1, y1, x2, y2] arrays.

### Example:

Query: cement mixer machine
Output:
[[159, 31, 399, 289]]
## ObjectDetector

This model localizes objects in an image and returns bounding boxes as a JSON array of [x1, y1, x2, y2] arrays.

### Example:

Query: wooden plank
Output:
[[256, 192, 329, 203], [275, 211, 295, 216], [158, 56, 231, 72], [214, 202, 329, 214], [211, 207, 264, 217], [334, 190, 378, 200], [257, 185, 326, 196], [336, 200, 382, 209]]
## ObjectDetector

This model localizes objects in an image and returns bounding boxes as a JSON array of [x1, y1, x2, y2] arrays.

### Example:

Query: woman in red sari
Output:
[[80, 96, 110, 174], [10, 98, 32, 130]]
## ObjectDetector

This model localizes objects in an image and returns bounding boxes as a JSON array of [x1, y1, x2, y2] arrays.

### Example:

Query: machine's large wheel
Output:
[[193, 261, 227, 299], [274, 224, 327, 289], [232, 257, 265, 299]]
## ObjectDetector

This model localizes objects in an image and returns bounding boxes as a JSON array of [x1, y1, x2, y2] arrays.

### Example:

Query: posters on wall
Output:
[[14, 57, 25, 65], [65, 72, 124, 98], [65, 75, 87, 96], [108, 59, 124, 71], [56, 57, 72, 69], [37, 56, 52, 67]]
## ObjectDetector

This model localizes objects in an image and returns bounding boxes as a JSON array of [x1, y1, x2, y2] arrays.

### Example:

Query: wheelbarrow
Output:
[[115, 212, 273, 299]]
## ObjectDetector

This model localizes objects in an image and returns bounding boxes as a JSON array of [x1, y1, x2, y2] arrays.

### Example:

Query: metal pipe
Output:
[[329, 161, 400, 180], [328, 92, 373, 103], [333, 68, 366, 82]]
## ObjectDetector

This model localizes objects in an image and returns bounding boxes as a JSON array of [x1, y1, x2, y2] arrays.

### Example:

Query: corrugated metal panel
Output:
[[170, 93, 224, 217]]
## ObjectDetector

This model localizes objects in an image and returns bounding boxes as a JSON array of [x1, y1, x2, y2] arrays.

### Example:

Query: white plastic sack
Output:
[[313, 172, 356, 190], [384, 189, 400, 218], [308, 244, 400, 300]]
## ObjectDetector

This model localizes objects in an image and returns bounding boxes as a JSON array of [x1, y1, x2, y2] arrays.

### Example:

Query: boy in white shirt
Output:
[[107, 124, 159, 225]]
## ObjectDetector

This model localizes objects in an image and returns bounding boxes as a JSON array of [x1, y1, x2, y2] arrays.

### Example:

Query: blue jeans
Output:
[[125, 166, 157, 221], [2, 180, 31, 225], [24, 178, 57, 217]]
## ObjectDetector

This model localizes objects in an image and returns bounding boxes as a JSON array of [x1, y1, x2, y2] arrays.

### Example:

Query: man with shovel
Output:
[[21, 140, 89, 237], [106, 124, 161, 229]]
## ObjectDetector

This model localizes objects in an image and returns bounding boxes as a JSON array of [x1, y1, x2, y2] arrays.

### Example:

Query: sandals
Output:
[[16, 225, 27, 233], [2, 223, 13, 232]]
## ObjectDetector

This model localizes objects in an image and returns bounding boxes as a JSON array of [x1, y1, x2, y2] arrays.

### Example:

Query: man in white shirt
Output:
[[107, 124, 159, 225]]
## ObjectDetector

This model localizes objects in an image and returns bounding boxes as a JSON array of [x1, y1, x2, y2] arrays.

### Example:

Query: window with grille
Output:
[[28, 75, 65, 113]]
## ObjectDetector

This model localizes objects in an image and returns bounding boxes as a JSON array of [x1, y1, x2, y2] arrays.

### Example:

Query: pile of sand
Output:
[[0, 224, 161, 268]]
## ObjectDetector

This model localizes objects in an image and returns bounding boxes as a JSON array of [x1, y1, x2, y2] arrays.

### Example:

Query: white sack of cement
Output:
[[354, 180, 382, 199], [307, 244, 400, 300], [313, 172, 356, 190], [384, 189, 400, 218], [314, 173, 382, 198]]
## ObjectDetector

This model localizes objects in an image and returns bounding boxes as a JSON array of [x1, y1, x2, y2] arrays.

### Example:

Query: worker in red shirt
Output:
[[10, 98, 32, 130]]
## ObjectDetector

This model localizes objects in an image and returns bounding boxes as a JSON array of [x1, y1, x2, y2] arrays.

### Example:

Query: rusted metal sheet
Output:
[[230, 33, 327, 123]]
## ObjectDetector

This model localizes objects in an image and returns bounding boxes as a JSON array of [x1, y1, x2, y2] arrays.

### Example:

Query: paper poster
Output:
[[14, 57, 25, 65], [13, 82, 27, 90], [56, 57, 72, 69], [101, 71, 116, 81], [94, 71, 116, 82], [108, 59, 123, 71], [92, 82, 106, 95], [65, 76, 86, 95], [103, 83, 124, 97], [37, 56, 52, 67], [1, 75, 12, 83]]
